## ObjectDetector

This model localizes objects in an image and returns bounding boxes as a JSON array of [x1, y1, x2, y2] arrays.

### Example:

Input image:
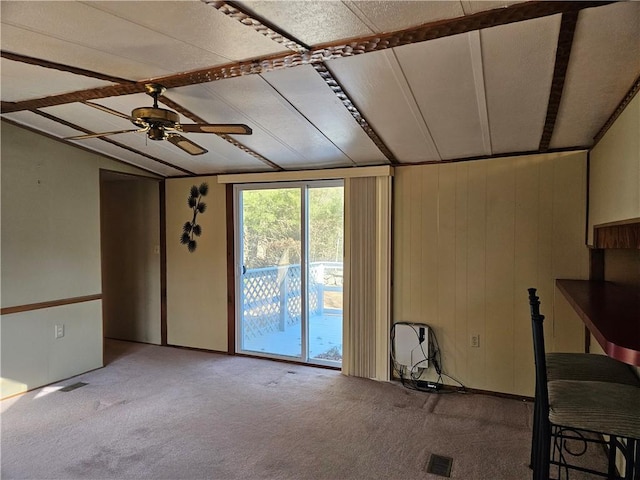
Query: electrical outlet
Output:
[[55, 324, 65, 339], [470, 334, 480, 348]]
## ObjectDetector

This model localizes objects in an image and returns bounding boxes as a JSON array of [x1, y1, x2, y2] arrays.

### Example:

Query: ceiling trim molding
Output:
[[0, 50, 134, 84], [592, 74, 640, 147], [32, 110, 196, 176], [206, 1, 310, 53], [0, 1, 613, 115], [396, 145, 589, 167], [313, 63, 397, 165], [218, 165, 393, 184], [158, 96, 283, 171], [539, 11, 579, 152]]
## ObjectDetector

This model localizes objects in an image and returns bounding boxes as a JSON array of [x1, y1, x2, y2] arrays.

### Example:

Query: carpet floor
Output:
[[1, 339, 606, 479]]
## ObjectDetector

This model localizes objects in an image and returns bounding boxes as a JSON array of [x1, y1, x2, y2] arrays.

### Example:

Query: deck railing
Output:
[[242, 262, 343, 340]]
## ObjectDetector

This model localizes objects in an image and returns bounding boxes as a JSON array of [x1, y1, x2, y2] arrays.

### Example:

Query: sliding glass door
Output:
[[235, 181, 343, 367]]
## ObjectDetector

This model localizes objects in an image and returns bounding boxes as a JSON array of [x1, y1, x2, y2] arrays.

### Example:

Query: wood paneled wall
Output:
[[393, 152, 588, 396]]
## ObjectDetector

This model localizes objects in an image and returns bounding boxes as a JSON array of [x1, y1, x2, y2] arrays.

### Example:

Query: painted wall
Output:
[[165, 177, 228, 352], [588, 94, 640, 245], [1, 122, 156, 398], [101, 175, 161, 344], [393, 152, 589, 397]]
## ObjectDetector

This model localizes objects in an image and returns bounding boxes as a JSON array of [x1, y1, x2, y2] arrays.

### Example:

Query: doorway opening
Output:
[[235, 181, 344, 367]]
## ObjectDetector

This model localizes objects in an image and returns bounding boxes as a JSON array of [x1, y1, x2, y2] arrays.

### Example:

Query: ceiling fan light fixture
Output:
[[147, 126, 166, 141]]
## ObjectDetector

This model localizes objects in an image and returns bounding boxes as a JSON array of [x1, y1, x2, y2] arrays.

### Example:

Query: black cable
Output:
[[391, 322, 467, 394]]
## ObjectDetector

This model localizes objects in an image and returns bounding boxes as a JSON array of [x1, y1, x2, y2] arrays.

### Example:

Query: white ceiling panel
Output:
[[327, 50, 440, 163], [39, 99, 270, 174], [261, 65, 387, 166], [101, 130, 271, 175], [238, 1, 372, 45], [481, 15, 561, 154], [395, 33, 489, 160], [168, 78, 354, 170], [550, 2, 640, 148], [1, 111, 181, 176], [343, 1, 464, 32], [74, 138, 185, 177], [82, 1, 285, 62], [2, 110, 88, 139], [0, 23, 168, 81], [1, 59, 115, 102], [461, 1, 525, 15], [1, 1, 229, 79]]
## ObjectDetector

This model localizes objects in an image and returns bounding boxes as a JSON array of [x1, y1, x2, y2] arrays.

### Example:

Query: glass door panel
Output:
[[308, 186, 344, 365], [236, 182, 343, 367], [239, 188, 302, 358]]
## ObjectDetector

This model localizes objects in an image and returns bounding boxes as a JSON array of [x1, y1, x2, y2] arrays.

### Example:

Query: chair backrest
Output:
[[528, 288, 549, 412]]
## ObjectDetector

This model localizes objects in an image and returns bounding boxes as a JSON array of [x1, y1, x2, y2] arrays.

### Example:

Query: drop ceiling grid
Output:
[[188, 75, 354, 169], [1, 1, 226, 80], [261, 65, 388, 166], [0, 59, 115, 102], [80, 1, 286, 63], [481, 15, 561, 154], [327, 49, 441, 163], [394, 32, 487, 160], [550, 2, 640, 149]]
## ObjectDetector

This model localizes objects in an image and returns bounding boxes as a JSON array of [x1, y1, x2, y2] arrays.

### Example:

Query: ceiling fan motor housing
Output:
[[131, 107, 180, 128]]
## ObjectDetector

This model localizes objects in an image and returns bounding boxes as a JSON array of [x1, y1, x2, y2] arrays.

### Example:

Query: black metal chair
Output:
[[528, 288, 640, 480], [528, 288, 640, 471]]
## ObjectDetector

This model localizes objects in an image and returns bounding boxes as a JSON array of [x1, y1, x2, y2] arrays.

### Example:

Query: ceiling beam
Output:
[[539, 11, 579, 152], [205, 1, 310, 53], [1, 1, 613, 115], [159, 95, 284, 171], [32, 110, 196, 176]]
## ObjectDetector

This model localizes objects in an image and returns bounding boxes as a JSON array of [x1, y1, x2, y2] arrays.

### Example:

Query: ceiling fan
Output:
[[65, 83, 252, 155]]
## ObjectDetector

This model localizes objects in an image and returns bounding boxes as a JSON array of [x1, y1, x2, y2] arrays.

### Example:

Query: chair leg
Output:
[[535, 420, 551, 480], [531, 386, 540, 469], [608, 436, 618, 479]]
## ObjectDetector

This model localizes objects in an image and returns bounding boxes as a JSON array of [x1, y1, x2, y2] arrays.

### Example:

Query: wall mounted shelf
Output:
[[556, 279, 640, 366]]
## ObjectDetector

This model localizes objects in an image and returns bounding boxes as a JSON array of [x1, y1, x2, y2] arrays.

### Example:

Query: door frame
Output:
[[233, 180, 343, 366]]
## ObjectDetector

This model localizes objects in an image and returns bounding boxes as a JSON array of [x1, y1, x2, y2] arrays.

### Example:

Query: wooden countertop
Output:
[[556, 279, 640, 366]]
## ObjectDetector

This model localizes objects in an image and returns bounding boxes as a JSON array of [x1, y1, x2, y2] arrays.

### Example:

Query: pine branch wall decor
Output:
[[180, 183, 208, 252]]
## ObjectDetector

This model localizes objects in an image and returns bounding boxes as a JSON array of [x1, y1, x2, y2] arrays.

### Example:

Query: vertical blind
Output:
[[343, 175, 392, 380]]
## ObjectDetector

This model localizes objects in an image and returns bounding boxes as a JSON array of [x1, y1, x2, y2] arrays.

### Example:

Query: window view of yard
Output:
[[240, 186, 344, 365]]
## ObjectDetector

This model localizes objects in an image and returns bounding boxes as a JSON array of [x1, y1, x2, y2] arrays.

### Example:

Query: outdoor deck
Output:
[[240, 262, 343, 364], [242, 313, 342, 361]]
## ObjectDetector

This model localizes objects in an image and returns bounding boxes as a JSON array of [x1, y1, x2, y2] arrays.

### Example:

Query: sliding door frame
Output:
[[233, 180, 343, 366]]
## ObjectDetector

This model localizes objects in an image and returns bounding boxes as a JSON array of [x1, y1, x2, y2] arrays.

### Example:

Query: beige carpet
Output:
[[0, 339, 602, 479]]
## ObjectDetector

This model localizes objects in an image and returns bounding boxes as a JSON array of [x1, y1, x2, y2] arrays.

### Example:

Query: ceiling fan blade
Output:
[[179, 123, 252, 135], [65, 128, 143, 140], [166, 134, 208, 155], [83, 101, 133, 120]]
